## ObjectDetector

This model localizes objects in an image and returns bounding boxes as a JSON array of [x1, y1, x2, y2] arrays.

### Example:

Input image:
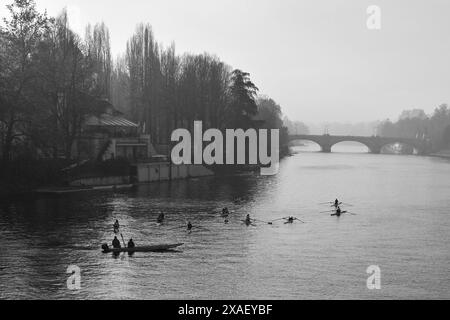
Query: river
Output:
[[1, 143, 449, 299]]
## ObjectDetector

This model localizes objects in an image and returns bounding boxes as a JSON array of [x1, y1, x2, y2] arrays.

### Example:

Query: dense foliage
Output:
[[377, 104, 450, 152]]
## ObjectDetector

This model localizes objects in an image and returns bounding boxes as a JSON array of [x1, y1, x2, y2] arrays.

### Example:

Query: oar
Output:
[[270, 217, 288, 223], [330, 203, 341, 207], [342, 203, 354, 206], [345, 211, 357, 215], [320, 210, 335, 213], [318, 202, 332, 205], [120, 233, 126, 247], [253, 218, 273, 225], [293, 218, 305, 223]]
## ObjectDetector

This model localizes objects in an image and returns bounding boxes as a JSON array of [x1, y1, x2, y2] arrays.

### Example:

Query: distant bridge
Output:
[[288, 134, 430, 155]]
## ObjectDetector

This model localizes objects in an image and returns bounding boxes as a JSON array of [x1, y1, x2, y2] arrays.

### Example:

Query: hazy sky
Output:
[[2, 0, 450, 123]]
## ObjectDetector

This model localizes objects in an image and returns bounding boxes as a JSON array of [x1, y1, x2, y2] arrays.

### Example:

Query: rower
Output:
[[157, 212, 165, 223], [245, 214, 251, 224], [336, 206, 342, 216], [222, 207, 230, 216], [287, 216, 294, 223], [334, 199, 339, 207], [187, 221, 193, 231], [113, 219, 120, 230], [127, 238, 135, 248], [112, 236, 121, 249]]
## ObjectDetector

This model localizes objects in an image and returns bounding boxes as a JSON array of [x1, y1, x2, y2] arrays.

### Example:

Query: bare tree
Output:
[[0, 0, 50, 161]]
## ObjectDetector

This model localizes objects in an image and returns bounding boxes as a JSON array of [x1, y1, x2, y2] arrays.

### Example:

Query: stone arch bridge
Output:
[[288, 134, 430, 155]]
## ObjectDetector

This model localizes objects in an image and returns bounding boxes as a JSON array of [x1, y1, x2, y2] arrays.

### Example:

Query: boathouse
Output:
[[74, 100, 156, 162]]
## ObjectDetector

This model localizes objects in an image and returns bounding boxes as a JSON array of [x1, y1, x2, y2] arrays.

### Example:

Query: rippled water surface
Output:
[[1, 145, 450, 299]]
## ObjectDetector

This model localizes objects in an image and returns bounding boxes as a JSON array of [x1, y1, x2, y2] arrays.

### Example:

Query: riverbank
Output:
[[1, 162, 215, 198], [1, 146, 288, 198], [35, 184, 134, 195], [430, 149, 450, 159]]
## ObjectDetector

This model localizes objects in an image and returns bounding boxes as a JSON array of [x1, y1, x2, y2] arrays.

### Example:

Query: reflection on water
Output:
[[1, 145, 450, 299]]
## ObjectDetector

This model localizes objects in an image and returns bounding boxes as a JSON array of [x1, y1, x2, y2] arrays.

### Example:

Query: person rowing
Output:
[[332, 206, 342, 217], [245, 214, 252, 225], [222, 207, 230, 216], [112, 236, 121, 249], [113, 220, 120, 232], [127, 238, 135, 248], [286, 216, 295, 224], [187, 221, 193, 231], [157, 212, 165, 224], [334, 199, 340, 208]]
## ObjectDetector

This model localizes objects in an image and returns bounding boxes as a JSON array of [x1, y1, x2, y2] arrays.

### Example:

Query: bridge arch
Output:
[[330, 140, 371, 153], [289, 138, 324, 152]]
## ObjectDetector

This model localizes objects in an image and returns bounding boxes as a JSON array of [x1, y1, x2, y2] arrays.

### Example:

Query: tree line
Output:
[[377, 105, 450, 152], [1, 0, 293, 165]]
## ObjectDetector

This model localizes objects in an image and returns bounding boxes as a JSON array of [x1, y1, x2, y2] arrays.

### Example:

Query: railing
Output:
[[114, 138, 149, 145]]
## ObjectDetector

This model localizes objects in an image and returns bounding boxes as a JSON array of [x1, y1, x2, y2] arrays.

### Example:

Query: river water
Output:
[[1, 143, 450, 299]]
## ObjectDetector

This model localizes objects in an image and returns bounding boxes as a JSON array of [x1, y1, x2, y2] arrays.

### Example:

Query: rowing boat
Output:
[[101, 243, 183, 253], [331, 211, 347, 216]]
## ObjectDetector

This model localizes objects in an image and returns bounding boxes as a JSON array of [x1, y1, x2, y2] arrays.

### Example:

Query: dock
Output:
[[35, 184, 134, 195]]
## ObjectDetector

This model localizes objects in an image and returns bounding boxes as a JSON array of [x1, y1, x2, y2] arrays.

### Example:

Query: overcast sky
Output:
[[2, 0, 450, 123]]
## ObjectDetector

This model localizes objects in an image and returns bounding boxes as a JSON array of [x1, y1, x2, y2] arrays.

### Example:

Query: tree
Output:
[[227, 69, 259, 128], [443, 125, 450, 148], [85, 22, 112, 100], [126, 24, 163, 141], [257, 97, 283, 129], [283, 116, 309, 135], [0, 0, 50, 161], [429, 104, 450, 150], [377, 119, 397, 137], [111, 56, 130, 114], [33, 10, 100, 158], [377, 105, 450, 152], [399, 109, 427, 120]]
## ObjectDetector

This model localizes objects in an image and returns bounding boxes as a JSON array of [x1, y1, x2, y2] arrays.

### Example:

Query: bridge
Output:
[[288, 134, 430, 155]]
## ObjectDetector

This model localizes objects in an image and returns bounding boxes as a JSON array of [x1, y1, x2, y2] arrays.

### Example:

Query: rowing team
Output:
[[327, 199, 355, 216], [111, 236, 135, 249], [112, 220, 135, 249], [112, 209, 300, 238], [331, 206, 345, 217]]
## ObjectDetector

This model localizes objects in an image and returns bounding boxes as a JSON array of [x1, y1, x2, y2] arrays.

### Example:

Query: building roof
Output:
[[85, 113, 138, 128]]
